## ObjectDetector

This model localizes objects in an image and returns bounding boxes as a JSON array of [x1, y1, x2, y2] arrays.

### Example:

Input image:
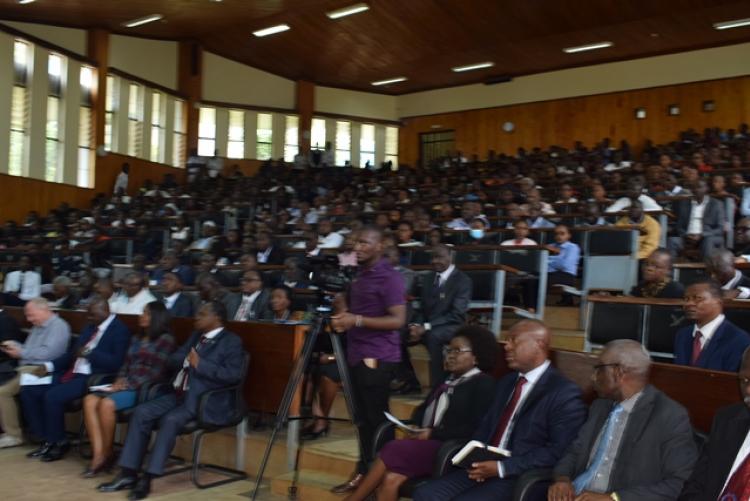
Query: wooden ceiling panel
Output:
[[1, 0, 750, 94]]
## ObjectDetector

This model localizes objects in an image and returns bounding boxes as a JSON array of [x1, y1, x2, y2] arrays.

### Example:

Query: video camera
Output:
[[301, 254, 357, 294]]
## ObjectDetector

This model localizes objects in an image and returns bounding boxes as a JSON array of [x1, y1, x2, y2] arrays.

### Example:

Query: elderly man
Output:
[[629, 249, 684, 299], [0, 298, 71, 448], [49, 276, 77, 310], [680, 347, 750, 500], [549, 339, 698, 501], [705, 249, 750, 299], [21, 298, 129, 461], [414, 320, 586, 500], [109, 272, 157, 315]]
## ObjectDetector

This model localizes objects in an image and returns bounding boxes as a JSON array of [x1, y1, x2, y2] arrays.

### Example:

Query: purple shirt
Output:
[[346, 257, 406, 365]]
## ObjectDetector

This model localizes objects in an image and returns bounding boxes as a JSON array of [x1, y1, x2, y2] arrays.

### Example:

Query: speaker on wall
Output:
[[484, 75, 513, 85]]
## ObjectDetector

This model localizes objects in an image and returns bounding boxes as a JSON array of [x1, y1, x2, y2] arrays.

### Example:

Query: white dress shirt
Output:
[[113, 172, 128, 194], [235, 290, 261, 320], [46, 314, 115, 375], [693, 313, 725, 350], [722, 428, 750, 493], [173, 327, 223, 391], [687, 198, 708, 235], [3, 270, 42, 301], [164, 292, 181, 310], [605, 194, 662, 213], [318, 232, 344, 249], [109, 288, 157, 315], [437, 264, 455, 287], [723, 270, 750, 299]]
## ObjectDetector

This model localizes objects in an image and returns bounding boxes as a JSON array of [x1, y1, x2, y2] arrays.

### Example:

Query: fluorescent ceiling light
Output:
[[713, 18, 750, 30], [253, 24, 290, 37], [371, 77, 407, 86], [123, 14, 163, 28], [17, 0, 36, 4], [327, 3, 370, 19], [452, 61, 495, 73], [563, 41, 613, 54]]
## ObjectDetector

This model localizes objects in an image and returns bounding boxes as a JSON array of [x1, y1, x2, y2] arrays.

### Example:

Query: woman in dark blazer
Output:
[[343, 325, 497, 501]]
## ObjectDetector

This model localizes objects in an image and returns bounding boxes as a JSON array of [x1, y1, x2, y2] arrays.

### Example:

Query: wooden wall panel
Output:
[[398, 75, 750, 166]]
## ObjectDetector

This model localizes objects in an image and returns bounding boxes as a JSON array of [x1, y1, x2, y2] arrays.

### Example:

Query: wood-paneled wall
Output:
[[398, 75, 750, 166]]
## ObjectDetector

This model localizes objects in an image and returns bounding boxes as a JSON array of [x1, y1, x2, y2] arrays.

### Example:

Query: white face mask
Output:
[[469, 229, 485, 240]]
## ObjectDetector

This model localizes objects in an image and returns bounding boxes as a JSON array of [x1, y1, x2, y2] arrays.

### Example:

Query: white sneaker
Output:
[[0, 435, 23, 448]]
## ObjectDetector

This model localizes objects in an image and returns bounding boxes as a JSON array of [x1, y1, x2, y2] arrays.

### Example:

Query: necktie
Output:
[[719, 451, 750, 501], [572, 404, 625, 494], [61, 328, 100, 383], [434, 273, 442, 289], [490, 376, 527, 447], [235, 296, 253, 321], [175, 334, 211, 394], [691, 330, 703, 366]]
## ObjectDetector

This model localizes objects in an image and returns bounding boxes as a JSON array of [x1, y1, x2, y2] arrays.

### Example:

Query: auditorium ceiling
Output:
[[2, 0, 750, 95]]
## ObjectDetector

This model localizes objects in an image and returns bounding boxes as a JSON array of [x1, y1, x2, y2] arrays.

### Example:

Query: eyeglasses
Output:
[[593, 363, 620, 372], [443, 347, 473, 356]]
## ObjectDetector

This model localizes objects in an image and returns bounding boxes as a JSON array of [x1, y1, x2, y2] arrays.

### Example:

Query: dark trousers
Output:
[[397, 331, 421, 389], [350, 361, 398, 474], [413, 468, 515, 501], [118, 392, 194, 476], [19, 374, 88, 443]]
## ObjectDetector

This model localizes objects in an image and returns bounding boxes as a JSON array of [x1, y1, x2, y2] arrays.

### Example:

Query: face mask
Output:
[[469, 229, 484, 240]]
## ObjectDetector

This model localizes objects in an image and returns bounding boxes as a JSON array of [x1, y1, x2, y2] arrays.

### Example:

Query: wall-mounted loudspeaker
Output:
[[484, 75, 513, 85]]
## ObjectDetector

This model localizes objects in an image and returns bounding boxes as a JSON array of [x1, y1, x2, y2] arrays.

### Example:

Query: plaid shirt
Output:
[[118, 333, 176, 390]]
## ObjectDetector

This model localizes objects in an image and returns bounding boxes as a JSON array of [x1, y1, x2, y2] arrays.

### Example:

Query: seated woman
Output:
[[343, 325, 497, 501], [262, 285, 305, 322], [81, 301, 175, 477], [629, 248, 685, 299]]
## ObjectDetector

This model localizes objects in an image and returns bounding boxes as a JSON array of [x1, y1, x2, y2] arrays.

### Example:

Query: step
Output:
[[298, 437, 359, 476], [549, 329, 586, 351], [271, 469, 351, 501], [541, 306, 581, 330]]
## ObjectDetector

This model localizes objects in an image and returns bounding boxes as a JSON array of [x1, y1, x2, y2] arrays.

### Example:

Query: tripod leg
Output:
[[330, 331, 366, 465]]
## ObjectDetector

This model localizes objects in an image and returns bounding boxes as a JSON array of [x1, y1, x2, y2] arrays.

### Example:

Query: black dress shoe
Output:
[[128, 477, 151, 500], [26, 442, 51, 458], [97, 473, 138, 492], [40, 441, 70, 462], [330, 473, 363, 493]]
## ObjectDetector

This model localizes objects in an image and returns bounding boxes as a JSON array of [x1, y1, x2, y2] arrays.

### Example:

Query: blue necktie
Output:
[[572, 403, 624, 494]]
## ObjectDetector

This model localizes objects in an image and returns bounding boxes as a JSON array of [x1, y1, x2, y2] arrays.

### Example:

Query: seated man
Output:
[[414, 320, 586, 501], [233, 270, 270, 321], [21, 298, 129, 461], [615, 200, 660, 260], [0, 298, 70, 449], [317, 218, 344, 249], [151, 250, 194, 286], [2, 256, 42, 307], [629, 249, 685, 299], [197, 275, 240, 320], [605, 178, 662, 213], [98, 301, 245, 500], [549, 339, 698, 501], [668, 179, 725, 260], [680, 347, 750, 500], [255, 231, 286, 265], [109, 272, 157, 315], [48, 276, 77, 310], [705, 249, 750, 299], [159, 272, 194, 318], [195, 253, 232, 287], [674, 279, 750, 372]]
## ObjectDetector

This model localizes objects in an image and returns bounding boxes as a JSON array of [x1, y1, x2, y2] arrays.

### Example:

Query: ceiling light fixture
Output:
[[452, 61, 495, 73], [252, 24, 291, 37], [371, 77, 407, 86], [713, 18, 750, 30], [123, 14, 164, 28], [17, 0, 36, 4], [326, 3, 370, 19], [562, 41, 613, 53]]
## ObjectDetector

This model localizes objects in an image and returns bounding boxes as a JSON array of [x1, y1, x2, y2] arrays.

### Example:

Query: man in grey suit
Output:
[[233, 270, 270, 321], [409, 245, 472, 386], [668, 178, 725, 259], [548, 339, 698, 501]]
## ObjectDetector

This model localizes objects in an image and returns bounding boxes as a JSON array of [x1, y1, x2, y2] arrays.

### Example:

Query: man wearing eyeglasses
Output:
[[680, 347, 750, 500], [549, 339, 698, 501], [233, 270, 269, 321]]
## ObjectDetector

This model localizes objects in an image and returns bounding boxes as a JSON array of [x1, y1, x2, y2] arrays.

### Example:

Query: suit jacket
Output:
[[674, 318, 750, 371], [258, 246, 286, 265], [680, 402, 750, 500], [207, 291, 241, 321], [412, 268, 472, 340], [52, 316, 131, 376], [554, 385, 698, 501], [673, 197, 725, 238], [168, 292, 195, 318], [234, 289, 270, 321], [473, 365, 587, 478], [411, 372, 496, 442], [152, 265, 195, 286], [169, 328, 245, 424]]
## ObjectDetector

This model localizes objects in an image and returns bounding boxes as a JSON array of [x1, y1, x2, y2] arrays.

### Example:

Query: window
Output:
[[227, 109, 244, 159], [45, 53, 65, 182], [150, 91, 165, 163], [385, 126, 398, 169], [311, 118, 326, 150], [197, 107, 216, 157], [335, 121, 351, 166], [127, 83, 143, 157], [172, 99, 186, 167], [78, 66, 95, 187], [256, 113, 273, 160], [9, 40, 31, 176], [359, 124, 375, 168], [104, 75, 116, 152], [284, 115, 299, 162]]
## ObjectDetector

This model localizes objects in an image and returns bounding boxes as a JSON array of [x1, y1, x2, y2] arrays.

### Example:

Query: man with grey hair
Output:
[[50, 276, 76, 310], [549, 339, 698, 501], [0, 298, 71, 448], [109, 272, 156, 315]]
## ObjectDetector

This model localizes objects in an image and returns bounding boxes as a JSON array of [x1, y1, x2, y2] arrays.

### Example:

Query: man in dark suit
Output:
[[408, 245, 472, 386], [255, 230, 286, 265], [98, 301, 245, 500], [668, 178, 725, 259], [159, 272, 194, 318], [414, 320, 587, 500], [549, 339, 698, 501], [151, 250, 194, 286], [233, 270, 270, 321], [197, 275, 240, 320], [706, 248, 750, 299], [21, 297, 130, 461], [680, 347, 750, 500], [195, 253, 232, 287], [674, 278, 750, 371]]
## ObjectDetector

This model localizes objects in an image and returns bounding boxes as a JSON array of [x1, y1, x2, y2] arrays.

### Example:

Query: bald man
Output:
[[415, 320, 586, 501], [550, 340, 698, 501]]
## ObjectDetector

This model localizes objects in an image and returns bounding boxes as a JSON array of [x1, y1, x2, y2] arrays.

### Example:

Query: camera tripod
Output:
[[251, 307, 362, 500]]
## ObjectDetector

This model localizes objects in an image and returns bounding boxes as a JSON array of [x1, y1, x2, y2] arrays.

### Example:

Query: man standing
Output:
[[330, 227, 407, 493], [3, 256, 42, 306], [113, 163, 129, 195], [409, 245, 472, 386], [674, 279, 750, 372], [549, 339, 698, 501], [0, 298, 70, 448]]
